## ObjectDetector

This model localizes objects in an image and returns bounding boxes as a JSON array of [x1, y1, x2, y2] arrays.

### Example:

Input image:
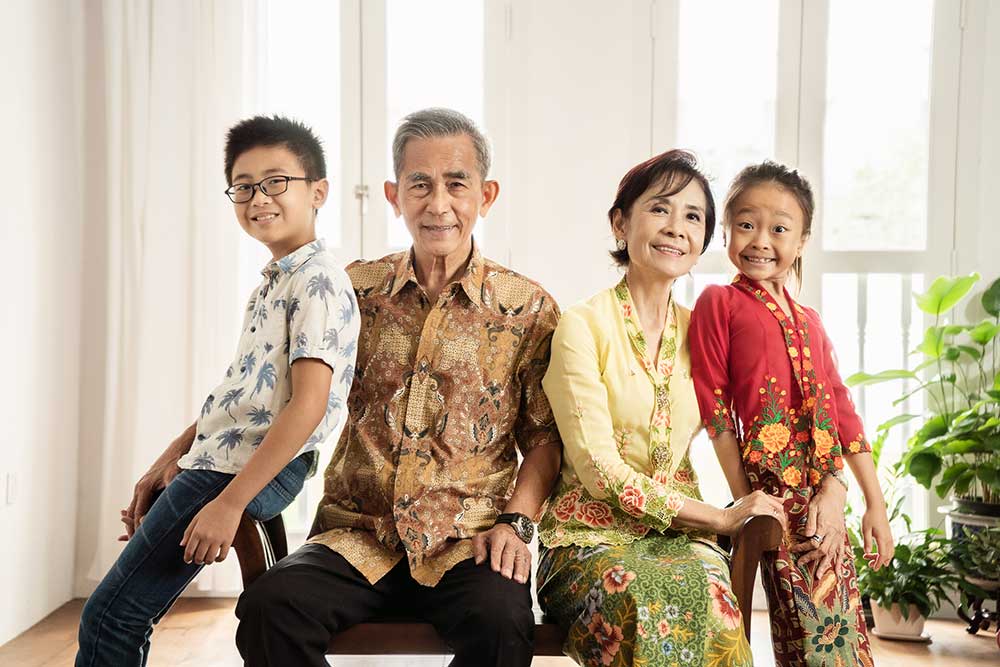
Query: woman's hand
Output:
[[716, 490, 788, 536], [862, 503, 894, 570], [791, 476, 847, 578], [180, 497, 244, 565]]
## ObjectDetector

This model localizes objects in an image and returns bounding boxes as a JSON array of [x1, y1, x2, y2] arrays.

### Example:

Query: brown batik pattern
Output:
[[309, 245, 561, 586]]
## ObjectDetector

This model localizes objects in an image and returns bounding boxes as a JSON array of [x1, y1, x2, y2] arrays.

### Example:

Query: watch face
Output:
[[514, 515, 534, 542]]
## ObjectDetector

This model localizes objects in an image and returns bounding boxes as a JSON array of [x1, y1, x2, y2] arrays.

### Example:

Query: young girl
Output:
[[688, 161, 895, 667]]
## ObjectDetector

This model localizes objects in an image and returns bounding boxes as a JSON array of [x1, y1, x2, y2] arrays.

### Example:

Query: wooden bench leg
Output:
[[232, 513, 288, 589], [729, 514, 783, 641]]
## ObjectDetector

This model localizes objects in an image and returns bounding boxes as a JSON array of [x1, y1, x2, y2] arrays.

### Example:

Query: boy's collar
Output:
[[262, 238, 327, 278]]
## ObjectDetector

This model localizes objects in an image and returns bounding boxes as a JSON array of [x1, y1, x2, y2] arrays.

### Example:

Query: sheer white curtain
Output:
[[78, 0, 260, 595]]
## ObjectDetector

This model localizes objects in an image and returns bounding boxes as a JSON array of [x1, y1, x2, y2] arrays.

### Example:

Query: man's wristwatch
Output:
[[495, 512, 535, 543]]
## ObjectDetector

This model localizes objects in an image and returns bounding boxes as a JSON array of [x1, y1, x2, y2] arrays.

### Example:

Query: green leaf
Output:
[[978, 464, 999, 488], [956, 344, 982, 361], [914, 415, 948, 445], [982, 434, 1000, 452], [935, 467, 965, 497], [938, 461, 970, 483], [943, 324, 971, 335], [955, 469, 977, 496], [907, 450, 943, 488], [995, 372, 1000, 391], [981, 277, 1000, 317], [969, 320, 1000, 346], [950, 408, 983, 431], [942, 346, 962, 362], [916, 326, 945, 359], [876, 414, 920, 432], [845, 369, 918, 387], [940, 438, 983, 454], [915, 273, 980, 316]]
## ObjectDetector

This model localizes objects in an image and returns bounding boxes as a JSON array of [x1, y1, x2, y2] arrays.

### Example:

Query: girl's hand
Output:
[[791, 476, 848, 579], [862, 503, 894, 570], [717, 490, 788, 536], [180, 497, 243, 565]]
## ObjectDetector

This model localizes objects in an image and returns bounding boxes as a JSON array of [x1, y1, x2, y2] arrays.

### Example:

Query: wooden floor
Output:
[[2, 598, 997, 666]]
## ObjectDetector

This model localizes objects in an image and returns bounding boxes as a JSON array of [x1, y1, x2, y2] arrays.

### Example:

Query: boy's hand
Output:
[[180, 497, 244, 565], [119, 457, 182, 541], [862, 504, 894, 570], [791, 476, 848, 579]]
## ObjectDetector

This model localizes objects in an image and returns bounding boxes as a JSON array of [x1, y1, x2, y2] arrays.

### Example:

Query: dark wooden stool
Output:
[[232, 512, 781, 656]]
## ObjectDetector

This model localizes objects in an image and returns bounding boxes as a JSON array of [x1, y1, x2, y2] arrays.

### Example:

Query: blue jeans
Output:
[[76, 452, 312, 667]]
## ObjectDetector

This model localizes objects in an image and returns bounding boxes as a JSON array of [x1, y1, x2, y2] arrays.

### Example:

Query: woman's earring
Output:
[[616, 238, 627, 251]]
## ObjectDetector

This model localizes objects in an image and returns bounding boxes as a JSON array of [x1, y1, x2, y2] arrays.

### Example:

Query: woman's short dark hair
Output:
[[608, 149, 715, 266]]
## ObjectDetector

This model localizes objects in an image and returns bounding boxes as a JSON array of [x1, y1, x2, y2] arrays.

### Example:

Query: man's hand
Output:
[[119, 457, 182, 541], [473, 524, 531, 585], [180, 496, 244, 565], [790, 476, 848, 579]]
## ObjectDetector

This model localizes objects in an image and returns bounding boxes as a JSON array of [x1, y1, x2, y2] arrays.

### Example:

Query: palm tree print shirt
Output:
[[177, 239, 360, 475], [308, 245, 562, 586]]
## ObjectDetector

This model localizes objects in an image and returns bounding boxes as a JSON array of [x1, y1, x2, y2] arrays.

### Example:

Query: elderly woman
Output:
[[536, 150, 785, 667]]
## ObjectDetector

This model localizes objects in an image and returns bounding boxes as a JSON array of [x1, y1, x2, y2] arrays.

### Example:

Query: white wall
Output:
[[0, 0, 84, 646], [490, 1, 656, 309], [958, 0, 1000, 285]]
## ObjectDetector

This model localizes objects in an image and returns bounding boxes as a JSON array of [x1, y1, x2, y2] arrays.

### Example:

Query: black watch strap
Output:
[[495, 512, 534, 543]]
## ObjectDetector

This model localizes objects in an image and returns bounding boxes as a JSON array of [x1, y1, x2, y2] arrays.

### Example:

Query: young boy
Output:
[[76, 116, 359, 666]]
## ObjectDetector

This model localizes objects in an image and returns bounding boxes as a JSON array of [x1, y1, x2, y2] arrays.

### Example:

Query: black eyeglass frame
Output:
[[224, 175, 314, 203]]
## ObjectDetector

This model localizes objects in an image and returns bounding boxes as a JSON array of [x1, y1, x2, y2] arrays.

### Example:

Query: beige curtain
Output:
[[76, 0, 260, 596]]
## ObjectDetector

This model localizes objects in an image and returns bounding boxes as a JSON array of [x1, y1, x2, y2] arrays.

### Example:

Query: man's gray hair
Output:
[[392, 108, 491, 182]]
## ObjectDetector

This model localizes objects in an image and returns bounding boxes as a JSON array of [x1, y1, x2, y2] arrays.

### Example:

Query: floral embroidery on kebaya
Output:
[[730, 275, 854, 488], [614, 278, 675, 474]]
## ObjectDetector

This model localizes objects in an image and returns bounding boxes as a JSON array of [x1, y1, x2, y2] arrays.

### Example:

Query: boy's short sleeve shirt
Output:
[[178, 239, 359, 475]]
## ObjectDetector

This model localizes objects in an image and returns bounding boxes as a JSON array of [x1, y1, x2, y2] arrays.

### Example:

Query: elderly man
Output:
[[235, 108, 562, 666]]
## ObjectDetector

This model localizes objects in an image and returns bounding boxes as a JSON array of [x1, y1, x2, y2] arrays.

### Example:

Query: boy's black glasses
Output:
[[225, 175, 313, 203]]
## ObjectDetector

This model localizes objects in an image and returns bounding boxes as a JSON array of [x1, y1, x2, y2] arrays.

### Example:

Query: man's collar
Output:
[[388, 243, 484, 308]]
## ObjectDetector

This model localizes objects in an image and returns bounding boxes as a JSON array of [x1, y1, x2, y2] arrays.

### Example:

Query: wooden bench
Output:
[[232, 512, 781, 656]]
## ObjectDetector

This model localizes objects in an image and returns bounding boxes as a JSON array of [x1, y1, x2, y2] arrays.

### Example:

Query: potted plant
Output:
[[846, 273, 999, 513], [853, 527, 961, 641], [847, 273, 1000, 632], [947, 525, 1000, 636]]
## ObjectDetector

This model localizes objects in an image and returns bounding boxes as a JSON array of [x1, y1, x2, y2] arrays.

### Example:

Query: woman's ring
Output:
[[810, 534, 825, 544]]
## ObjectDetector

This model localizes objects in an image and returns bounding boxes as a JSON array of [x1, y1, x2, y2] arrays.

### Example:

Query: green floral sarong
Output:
[[537, 534, 752, 667]]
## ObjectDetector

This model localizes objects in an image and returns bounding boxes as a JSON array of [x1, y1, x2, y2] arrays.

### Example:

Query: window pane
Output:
[[252, 0, 343, 537], [385, 0, 485, 250], [259, 0, 342, 250], [821, 273, 926, 527], [677, 0, 779, 251], [822, 0, 933, 250]]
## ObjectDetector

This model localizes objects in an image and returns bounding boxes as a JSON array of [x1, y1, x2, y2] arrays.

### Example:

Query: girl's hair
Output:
[[724, 161, 814, 285]]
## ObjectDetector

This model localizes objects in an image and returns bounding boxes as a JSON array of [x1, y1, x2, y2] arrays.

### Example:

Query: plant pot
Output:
[[952, 497, 1000, 518], [870, 602, 929, 641], [942, 505, 1000, 588]]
